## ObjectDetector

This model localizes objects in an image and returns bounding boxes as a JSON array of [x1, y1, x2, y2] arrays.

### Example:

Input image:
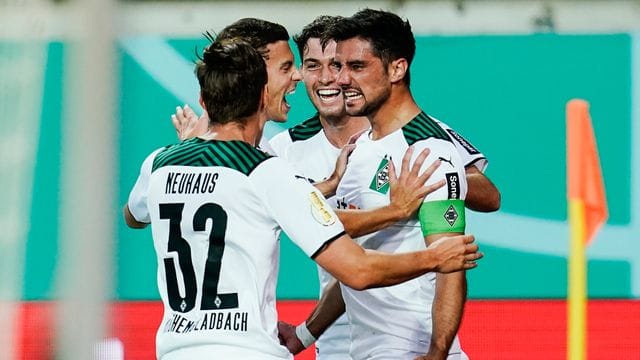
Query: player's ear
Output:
[[388, 58, 408, 84], [259, 84, 268, 111], [199, 92, 205, 110]]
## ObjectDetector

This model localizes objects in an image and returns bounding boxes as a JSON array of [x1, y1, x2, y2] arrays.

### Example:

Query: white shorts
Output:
[[360, 348, 468, 360], [160, 344, 292, 360]]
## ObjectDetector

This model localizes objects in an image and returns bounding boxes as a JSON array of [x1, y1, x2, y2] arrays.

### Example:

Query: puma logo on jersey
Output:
[[295, 175, 315, 184], [438, 156, 454, 167]]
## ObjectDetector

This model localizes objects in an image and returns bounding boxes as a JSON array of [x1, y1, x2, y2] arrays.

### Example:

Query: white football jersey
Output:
[[128, 138, 345, 360], [336, 112, 468, 360], [434, 118, 487, 171], [269, 114, 353, 359]]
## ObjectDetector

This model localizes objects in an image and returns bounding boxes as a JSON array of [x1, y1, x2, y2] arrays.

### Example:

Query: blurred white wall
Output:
[[2, 0, 640, 39]]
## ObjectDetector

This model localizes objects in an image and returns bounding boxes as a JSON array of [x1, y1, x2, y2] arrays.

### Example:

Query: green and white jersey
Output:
[[336, 112, 467, 359], [269, 114, 352, 359], [433, 117, 487, 172], [127, 138, 345, 360]]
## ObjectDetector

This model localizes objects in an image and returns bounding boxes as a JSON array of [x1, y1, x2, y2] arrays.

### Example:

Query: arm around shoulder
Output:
[[312, 233, 481, 291]]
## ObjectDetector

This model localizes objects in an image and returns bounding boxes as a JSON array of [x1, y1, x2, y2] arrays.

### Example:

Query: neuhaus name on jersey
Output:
[[163, 310, 249, 334], [165, 171, 219, 195]]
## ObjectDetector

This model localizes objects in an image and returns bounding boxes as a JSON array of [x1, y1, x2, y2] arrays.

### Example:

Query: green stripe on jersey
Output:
[[418, 199, 466, 236], [401, 112, 451, 145], [152, 138, 272, 175], [288, 114, 323, 142]]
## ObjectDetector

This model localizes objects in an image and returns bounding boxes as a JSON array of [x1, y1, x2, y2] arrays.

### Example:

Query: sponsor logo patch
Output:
[[369, 156, 391, 194], [309, 191, 337, 226], [444, 204, 459, 226], [446, 172, 460, 200], [446, 129, 480, 155]]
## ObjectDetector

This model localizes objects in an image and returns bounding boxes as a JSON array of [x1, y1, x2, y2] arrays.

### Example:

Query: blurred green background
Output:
[[22, 33, 637, 301]]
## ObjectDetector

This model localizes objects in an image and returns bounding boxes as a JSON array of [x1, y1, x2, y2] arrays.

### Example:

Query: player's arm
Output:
[[336, 146, 444, 238], [123, 149, 160, 230], [418, 180, 467, 358], [464, 165, 500, 212], [311, 129, 366, 197], [411, 137, 469, 359], [123, 205, 148, 229], [424, 231, 467, 360], [416, 196, 468, 360], [256, 157, 480, 289], [278, 279, 345, 354], [444, 124, 500, 213], [277, 232, 480, 355], [314, 232, 478, 291]]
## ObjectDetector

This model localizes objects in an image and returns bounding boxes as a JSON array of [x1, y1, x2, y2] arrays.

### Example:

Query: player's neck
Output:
[[319, 115, 369, 148], [199, 115, 263, 147], [369, 85, 420, 140]]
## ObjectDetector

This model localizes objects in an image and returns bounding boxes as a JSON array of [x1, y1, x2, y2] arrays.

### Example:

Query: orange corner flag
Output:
[[567, 99, 608, 244], [566, 99, 608, 360]]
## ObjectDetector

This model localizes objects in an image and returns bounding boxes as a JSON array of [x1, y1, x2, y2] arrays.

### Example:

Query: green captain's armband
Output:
[[418, 199, 466, 236]]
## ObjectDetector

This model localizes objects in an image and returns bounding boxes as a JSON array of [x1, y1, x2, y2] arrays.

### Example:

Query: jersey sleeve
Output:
[[127, 148, 163, 223], [250, 157, 345, 258], [411, 138, 468, 236], [436, 120, 488, 172], [267, 130, 293, 158]]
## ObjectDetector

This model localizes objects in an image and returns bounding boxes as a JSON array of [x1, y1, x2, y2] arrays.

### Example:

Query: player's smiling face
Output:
[[335, 37, 390, 117], [264, 40, 302, 122], [300, 38, 346, 119]]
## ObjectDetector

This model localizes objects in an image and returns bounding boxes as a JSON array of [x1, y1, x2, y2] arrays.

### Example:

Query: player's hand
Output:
[[331, 143, 356, 182], [388, 146, 445, 220], [171, 104, 209, 141], [277, 321, 306, 355], [319, 143, 356, 197], [430, 234, 482, 273]]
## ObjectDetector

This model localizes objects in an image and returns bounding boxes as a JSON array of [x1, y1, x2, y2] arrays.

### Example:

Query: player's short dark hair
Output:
[[195, 35, 267, 125], [293, 15, 344, 60], [216, 18, 289, 60], [325, 8, 415, 85]]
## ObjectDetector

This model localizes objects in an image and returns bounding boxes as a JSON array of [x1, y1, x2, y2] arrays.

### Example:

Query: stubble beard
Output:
[[346, 87, 391, 117]]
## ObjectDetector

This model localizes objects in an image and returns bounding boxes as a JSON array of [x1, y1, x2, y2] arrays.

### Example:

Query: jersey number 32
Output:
[[159, 202, 238, 313]]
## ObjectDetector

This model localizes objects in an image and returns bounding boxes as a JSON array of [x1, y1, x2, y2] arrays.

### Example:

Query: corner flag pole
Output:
[[566, 99, 608, 360]]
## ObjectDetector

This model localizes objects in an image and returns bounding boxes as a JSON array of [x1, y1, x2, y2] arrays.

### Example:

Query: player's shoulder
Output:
[[152, 138, 272, 175], [287, 113, 323, 142], [401, 111, 452, 145]]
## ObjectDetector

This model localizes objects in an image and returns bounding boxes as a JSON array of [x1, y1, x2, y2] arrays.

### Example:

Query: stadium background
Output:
[[3, 0, 640, 359]]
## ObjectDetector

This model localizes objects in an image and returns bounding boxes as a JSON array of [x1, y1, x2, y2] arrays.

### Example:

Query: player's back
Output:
[[144, 138, 290, 359]]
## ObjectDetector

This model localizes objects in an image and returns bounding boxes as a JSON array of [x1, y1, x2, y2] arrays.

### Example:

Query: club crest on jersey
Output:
[[309, 191, 337, 226], [369, 156, 391, 194], [444, 204, 459, 226]]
